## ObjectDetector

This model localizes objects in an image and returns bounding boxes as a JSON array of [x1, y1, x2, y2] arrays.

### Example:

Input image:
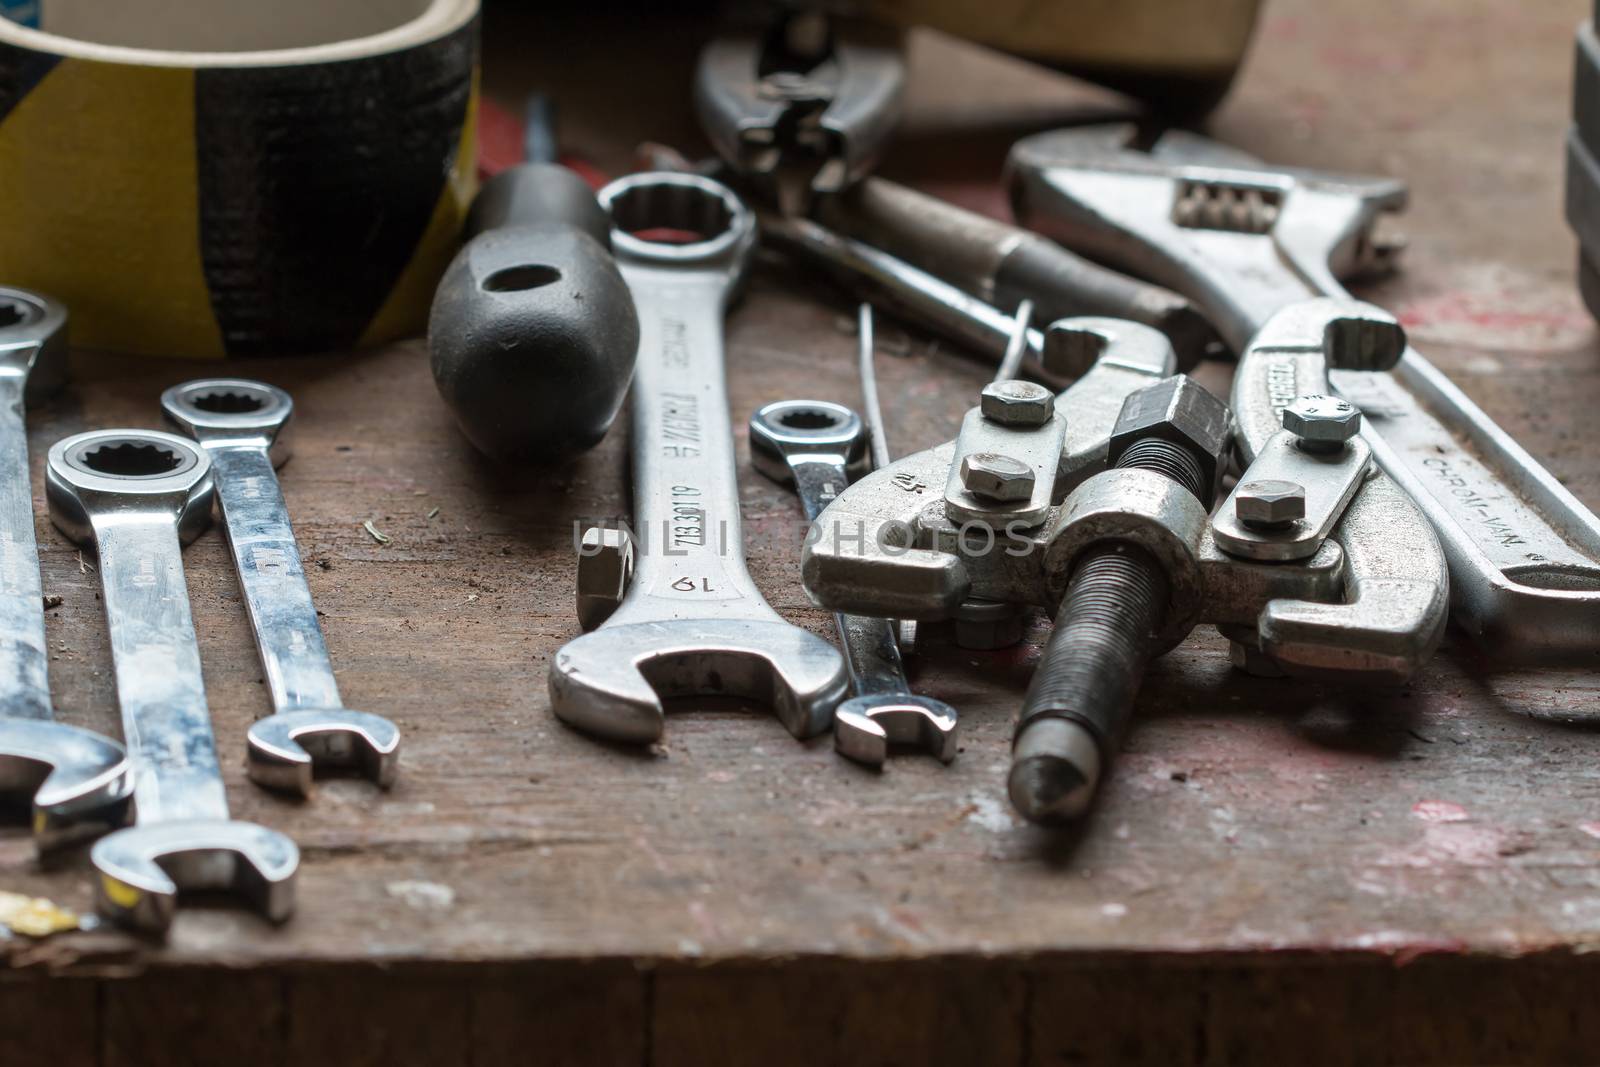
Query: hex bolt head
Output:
[[1235, 479, 1306, 529], [980, 380, 1055, 427], [960, 451, 1035, 501], [1282, 394, 1361, 452]]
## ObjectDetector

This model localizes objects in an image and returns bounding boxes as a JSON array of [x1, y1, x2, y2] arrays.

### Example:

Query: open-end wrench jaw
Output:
[[0, 719, 132, 850], [162, 379, 402, 794], [834, 695, 958, 766], [90, 820, 299, 933], [551, 173, 848, 744]]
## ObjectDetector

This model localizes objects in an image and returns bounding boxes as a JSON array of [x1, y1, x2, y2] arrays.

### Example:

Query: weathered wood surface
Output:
[[6, 0, 1600, 1062]]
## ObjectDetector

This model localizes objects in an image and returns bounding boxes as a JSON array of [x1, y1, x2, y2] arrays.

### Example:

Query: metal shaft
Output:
[[1010, 438, 1203, 824], [91, 516, 228, 824], [0, 376, 50, 722], [209, 446, 343, 714]]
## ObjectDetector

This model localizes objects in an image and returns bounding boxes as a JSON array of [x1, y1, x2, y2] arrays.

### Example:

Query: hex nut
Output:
[[1107, 375, 1233, 500], [576, 527, 634, 631], [1235, 479, 1306, 528], [960, 451, 1035, 501], [980, 380, 1055, 427], [1282, 394, 1360, 451]]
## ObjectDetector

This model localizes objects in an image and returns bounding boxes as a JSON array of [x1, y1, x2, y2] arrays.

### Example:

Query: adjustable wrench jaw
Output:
[[160, 379, 294, 470], [1221, 300, 1447, 683], [552, 174, 848, 744], [90, 819, 299, 933], [1005, 123, 1407, 352], [801, 318, 1180, 620], [0, 719, 132, 852]]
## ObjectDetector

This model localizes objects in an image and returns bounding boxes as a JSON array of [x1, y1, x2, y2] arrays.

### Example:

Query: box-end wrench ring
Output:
[[162, 379, 399, 794], [549, 173, 848, 744], [47, 430, 296, 932], [0, 288, 132, 851], [749, 399, 958, 764]]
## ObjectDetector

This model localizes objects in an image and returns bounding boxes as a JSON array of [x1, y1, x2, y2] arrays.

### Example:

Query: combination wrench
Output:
[[0, 288, 131, 851], [47, 429, 297, 932], [162, 379, 400, 794], [749, 400, 957, 765], [550, 173, 848, 744], [1008, 124, 1600, 663]]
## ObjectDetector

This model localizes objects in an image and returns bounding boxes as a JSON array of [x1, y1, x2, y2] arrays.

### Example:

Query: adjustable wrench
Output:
[[0, 288, 131, 851], [47, 430, 297, 932], [1008, 124, 1600, 663], [550, 173, 848, 744], [749, 399, 957, 765], [162, 379, 400, 795]]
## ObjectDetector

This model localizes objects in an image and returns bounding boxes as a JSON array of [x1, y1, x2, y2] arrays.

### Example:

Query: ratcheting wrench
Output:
[[750, 399, 957, 765], [1008, 124, 1600, 663], [162, 379, 400, 795], [550, 173, 848, 744], [47, 429, 297, 932], [0, 288, 131, 851]]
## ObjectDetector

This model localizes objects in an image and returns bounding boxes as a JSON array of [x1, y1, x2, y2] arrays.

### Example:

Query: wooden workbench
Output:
[[6, 1, 1600, 1063]]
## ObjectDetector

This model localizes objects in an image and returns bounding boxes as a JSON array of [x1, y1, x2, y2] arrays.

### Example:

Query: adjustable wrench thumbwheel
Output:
[[47, 430, 297, 931], [162, 379, 399, 793], [0, 289, 132, 851], [549, 174, 848, 743], [749, 400, 959, 765]]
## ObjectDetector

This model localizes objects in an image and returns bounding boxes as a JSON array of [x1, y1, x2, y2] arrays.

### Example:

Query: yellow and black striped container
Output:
[[0, 0, 479, 357]]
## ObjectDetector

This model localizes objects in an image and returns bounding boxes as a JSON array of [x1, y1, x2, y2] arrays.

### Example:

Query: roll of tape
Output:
[[0, 0, 479, 357]]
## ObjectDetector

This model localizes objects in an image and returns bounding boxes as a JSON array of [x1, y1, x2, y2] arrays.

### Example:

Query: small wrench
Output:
[[1008, 124, 1600, 663], [47, 430, 297, 932], [0, 288, 131, 851], [549, 173, 848, 744], [749, 400, 957, 765], [162, 379, 400, 795]]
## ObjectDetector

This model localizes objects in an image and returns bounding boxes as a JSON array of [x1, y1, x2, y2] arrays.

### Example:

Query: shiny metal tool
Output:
[[0, 288, 132, 851], [803, 305, 1448, 686], [695, 10, 904, 215], [162, 379, 400, 795], [813, 176, 1219, 368], [750, 399, 957, 765], [1009, 124, 1600, 663], [47, 429, 297, 932], [550, 173, 847, 744]]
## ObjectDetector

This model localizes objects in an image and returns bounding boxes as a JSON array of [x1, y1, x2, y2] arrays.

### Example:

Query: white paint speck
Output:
[[385, 880, 455, 910], [966, 793, 1016, 833], [1101, 902, 1128, 918]]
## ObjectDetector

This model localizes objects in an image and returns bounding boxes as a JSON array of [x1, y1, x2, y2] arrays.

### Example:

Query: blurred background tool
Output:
[[812, 176, 1219, 368], [429, 95, 640, 461], [1568, 4, 1600, 318]]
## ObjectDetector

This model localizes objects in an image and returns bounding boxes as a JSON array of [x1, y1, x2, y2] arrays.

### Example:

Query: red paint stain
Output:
[[1412, 799, 1469, 823]]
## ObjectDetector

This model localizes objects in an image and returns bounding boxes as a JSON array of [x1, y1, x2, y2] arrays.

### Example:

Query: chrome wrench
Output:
[[550, 173, 848, 743], [47, 429, 297, 932], [749, 399, 957, 765], [1008, 124, 1600, 662], [162, 379, 400, 795], [0, 288, 131, 851]]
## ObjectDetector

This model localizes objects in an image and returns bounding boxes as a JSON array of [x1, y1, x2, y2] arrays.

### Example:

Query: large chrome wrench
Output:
[[47, 430, 297, 932], [0, 289, 131, 851], [550, 173, 848, 744], [1009, 124, 1600, 663], [162, 379, 400, 795], [749, 399, 957, 765]]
